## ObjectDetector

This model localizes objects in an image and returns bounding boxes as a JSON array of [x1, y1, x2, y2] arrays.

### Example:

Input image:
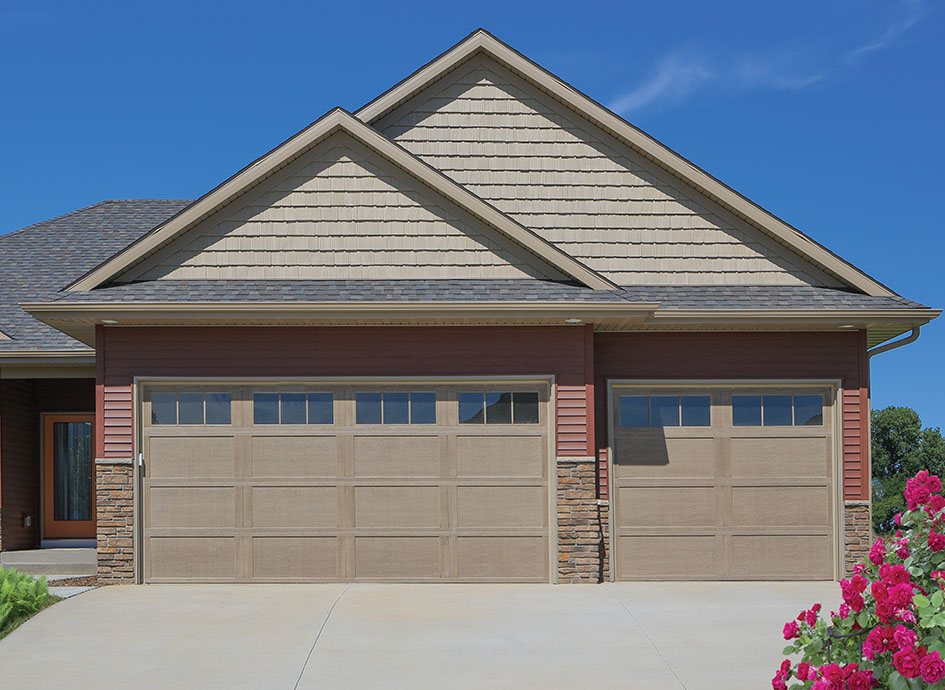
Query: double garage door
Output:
[[611, 385, 837, 581], [141, 382, 551, 583]]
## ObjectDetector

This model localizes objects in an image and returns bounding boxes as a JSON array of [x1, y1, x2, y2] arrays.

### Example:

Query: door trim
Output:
[[42, 413, 96, 540]]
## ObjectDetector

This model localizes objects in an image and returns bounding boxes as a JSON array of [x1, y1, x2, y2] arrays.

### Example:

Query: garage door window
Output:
[[151, 392, 232, 425], [458, 392, 539, 424], [253, 392, 334, 425], [356, 392, 436, 424], [732, 394, 823, 427], [618, 395, 710, 427]]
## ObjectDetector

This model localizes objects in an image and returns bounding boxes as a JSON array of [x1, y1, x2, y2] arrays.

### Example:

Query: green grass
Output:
[[0, 567, 61, 641]]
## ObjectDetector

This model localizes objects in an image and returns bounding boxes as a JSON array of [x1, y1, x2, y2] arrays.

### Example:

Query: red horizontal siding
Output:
[[594, 331, 868, 501], [98, 325, 591, 459]]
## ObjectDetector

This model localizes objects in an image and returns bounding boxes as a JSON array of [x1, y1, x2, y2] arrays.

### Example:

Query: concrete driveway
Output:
[[0, 581, 837, 689]]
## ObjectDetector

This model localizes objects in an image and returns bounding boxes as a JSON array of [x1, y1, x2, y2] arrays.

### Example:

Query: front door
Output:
[[43, 414, 96, 539]]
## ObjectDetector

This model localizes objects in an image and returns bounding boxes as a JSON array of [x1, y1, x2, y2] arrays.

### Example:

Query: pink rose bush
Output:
[[775, 470, 945, 689]]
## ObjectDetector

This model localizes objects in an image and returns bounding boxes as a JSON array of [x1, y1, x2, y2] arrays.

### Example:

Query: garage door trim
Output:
[[131, 375, 558, 584], [605, 378, 843, 582]]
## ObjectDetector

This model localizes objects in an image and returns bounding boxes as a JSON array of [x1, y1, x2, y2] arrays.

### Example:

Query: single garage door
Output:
[[141, 382, 551, 583], [610, 385, 836, 580]]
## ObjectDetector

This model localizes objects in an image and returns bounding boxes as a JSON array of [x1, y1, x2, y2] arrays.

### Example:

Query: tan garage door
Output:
[[610, 385, 836, 580], [141, 382, 551, 583]]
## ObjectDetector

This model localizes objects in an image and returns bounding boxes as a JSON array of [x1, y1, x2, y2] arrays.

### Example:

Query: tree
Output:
[[871, 406, 945, 533]]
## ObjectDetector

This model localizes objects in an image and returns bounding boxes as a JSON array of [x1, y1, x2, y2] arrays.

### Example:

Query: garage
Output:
[[140, 382, 552, 583], [609, 384, 837, 580]]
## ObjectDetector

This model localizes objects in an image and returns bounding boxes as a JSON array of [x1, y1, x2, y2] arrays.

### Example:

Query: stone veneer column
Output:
[[843, 500, 873, 577], [557, 458, 605, 583], [96, 459, 135, 583]]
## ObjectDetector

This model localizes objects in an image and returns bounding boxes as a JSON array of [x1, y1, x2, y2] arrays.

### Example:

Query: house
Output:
[[0, 30, 938, 585]]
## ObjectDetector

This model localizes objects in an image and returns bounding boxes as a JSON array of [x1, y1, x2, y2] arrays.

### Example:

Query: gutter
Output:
[[867, 327, 922, 359]]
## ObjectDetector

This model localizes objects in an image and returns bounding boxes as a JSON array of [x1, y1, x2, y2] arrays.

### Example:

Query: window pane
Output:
[[151, 393, 177, 425], [681, 396, 710, 426], [281, 393, 307, 424], [485, 392, 512, 424], [618, 396, 649, 427], [410, 393, 436, 424], [732, 396, 762, 426], [763, 395, 793, 426], [178, 393, 204, 424], [307, 393, 333, 424], [206, 393, 231, 425], [650, 396, 679, 427], [356, 392, 382, 424], [458, 393, 484, 424], [254, 393, 279, 424], [794, 395, 823, 426], [512, 392, 539, 424], [383, 392, 409, 424]]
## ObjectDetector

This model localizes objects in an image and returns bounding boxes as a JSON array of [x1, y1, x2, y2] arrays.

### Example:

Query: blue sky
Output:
[[1, 1, 942, 429]]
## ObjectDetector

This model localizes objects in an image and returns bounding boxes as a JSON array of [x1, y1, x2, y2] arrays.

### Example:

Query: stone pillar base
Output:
[[843, 500, 872, 577], [96, 459, 134, 583], [557, 458, 605, 583]]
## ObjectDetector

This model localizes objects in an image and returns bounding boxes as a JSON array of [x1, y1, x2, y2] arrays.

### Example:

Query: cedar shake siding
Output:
[[98, 325, 592, 460], [593, 331, 869, 500]]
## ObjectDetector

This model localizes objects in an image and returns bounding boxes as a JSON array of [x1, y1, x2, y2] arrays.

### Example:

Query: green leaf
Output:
[[806, 638, 824, 654], [932, 590, 944, 608], [889, 671, 909, 690], [782, 645, 795, 655], [933, 612, 945, 627], [857, 610, 870, 627], [915, 594, 932, 608]]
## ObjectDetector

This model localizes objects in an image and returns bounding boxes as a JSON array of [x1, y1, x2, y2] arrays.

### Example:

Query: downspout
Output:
[[866, 327, 921, 359]]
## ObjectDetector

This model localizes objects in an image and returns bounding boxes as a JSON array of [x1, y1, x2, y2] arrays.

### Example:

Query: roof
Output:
[[0, 200, 191, 352]]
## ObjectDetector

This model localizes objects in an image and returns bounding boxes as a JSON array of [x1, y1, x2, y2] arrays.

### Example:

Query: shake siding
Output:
[[99, 325, 592, 458], [593, 331, 869, 500], [121, 134, 561, 282], [377, 55, 842, 287]]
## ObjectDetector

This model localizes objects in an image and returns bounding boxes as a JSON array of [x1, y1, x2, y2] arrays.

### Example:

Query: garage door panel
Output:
[[353, 436, 439, 477], [354, 537, 441, 579], [251, 537, 338, 579], [149, 537, 236, 580], [251, 487, 338, 528], [614, 437, 716, 478], [730, 437, 829, 479], [149, 487, 236, 528], [251, 436, 337, 477], [456, 537, 546, 580], [456, 486, 545, 528], [732, 486, 831, 527], [617, 536, 718, 579], [617, 487, 716, 527], [354, 486, 441, 528], [456, 436, 544, 478], [732, 535, 832, 579], [149, 436, 235, 477]]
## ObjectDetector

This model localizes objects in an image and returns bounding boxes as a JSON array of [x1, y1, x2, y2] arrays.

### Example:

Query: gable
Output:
[[118, 132, 569, 282], [374, 54, 845, 288]]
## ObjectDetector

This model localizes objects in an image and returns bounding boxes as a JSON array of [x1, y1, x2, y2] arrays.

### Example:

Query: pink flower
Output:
[[820, 664, 843, 683], [897, 545, 910, 559], [847, 670, 874, 690], [931, 495, 945, 512], [839, 602, 851, 619], [928, 475, 943, 493], [901, 609, 917, 624], [869, 539, 886, 565], [783, 620, 800, 640], [805, 609, 818, 626], [921, 651, 945, 684], [771, 675, 787, 690], [851, 575, 868, 593], [854, 563, 867, 576], [893, 625, 917, 651], [847, 593, 865, 612], [872, 581, 888, 601], [889, 583, 914, 609], [812, 603, 822, 613], [797, 662, 811, 680], [913, 485, 932, 506], [894, 649, 923, 678], [917, 470, 930, 483], [883, 564, 910, 586], [862, 640, 876, 660], [929, 532, 945, 552]]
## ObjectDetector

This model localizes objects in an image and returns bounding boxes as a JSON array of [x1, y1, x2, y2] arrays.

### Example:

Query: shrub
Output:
[[774, 470, 945, 689], [0, 566, 52, 637]]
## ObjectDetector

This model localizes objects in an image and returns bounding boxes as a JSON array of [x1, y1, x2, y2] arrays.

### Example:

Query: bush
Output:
[[0, 566, 52, 637], [773, 470, 945, 689]]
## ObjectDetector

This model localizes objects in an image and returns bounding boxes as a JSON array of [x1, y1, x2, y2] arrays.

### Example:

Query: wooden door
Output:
[[43, 414, 96, 539]]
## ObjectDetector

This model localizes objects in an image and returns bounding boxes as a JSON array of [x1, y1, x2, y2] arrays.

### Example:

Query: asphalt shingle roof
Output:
[[0, 200, 932, 354], [0, 200, 191, 351]]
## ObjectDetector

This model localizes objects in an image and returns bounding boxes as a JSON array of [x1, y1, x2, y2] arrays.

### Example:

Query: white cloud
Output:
[[609, 0, 925, 115]]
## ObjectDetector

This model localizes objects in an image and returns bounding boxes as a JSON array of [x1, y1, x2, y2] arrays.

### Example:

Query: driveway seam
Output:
[[601, 584, 689, 690], [292, 584, 353, 690]]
